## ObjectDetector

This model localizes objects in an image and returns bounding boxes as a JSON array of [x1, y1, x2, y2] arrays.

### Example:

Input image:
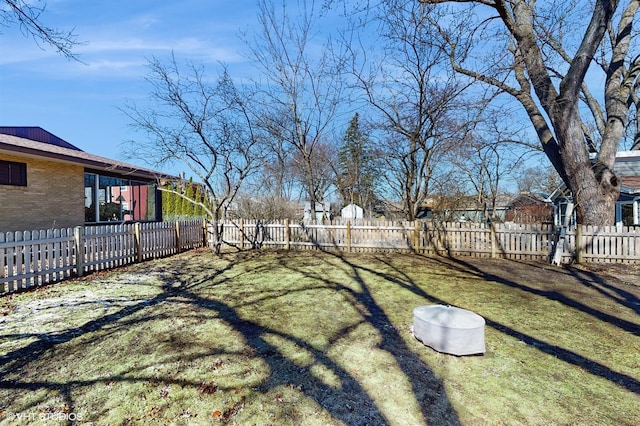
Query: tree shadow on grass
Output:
[[370, 254, 640, 395], [165, 253, 462, 425], [0, 291, 175, 424], [275, 252, 462, 425], [432, 257, 640, 336], [0, 251, 462, 425], [566, 266, 640, 316], [0, 258, 243, 424]]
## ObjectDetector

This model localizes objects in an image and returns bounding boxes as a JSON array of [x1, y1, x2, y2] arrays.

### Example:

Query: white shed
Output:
[[341, 203, 364, 220]]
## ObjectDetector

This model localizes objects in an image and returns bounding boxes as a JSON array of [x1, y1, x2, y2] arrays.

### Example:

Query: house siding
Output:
[[0, 153, 84, 231], [621, 176, 640, 189]]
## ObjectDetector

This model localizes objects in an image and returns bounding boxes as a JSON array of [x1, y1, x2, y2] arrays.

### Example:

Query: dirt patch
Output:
[[444, 255, 640, 297], [573, 262, 640, 287]]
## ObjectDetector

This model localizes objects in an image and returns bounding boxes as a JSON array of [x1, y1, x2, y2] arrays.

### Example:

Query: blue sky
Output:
[[0, 0, 259, 173]]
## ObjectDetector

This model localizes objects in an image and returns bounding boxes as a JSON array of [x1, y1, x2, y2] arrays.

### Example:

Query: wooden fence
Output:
[[4, 218, 638, 295], [1, 220, 206, 294], [217, 219, 640, 264]]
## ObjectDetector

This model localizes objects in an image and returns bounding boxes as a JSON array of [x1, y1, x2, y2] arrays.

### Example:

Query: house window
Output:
[[621, 203, 634, 226], [556, 200, 576, 227], [84, 171, 158, 223], [0, 160, 27, 186], [617, 199, 640, 226]]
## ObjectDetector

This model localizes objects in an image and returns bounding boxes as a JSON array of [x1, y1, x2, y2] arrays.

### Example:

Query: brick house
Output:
[[504, 192, 554, 224], [0, 127, 173, 232]]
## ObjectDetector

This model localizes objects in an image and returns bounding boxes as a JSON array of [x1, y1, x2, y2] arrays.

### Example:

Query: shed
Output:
[[341, 203, 364, 220]]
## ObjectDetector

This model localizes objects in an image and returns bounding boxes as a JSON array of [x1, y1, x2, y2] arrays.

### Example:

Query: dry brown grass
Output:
[[0, 248, 638, 425]]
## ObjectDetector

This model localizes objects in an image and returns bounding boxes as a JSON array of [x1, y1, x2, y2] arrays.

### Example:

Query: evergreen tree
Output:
[[177, 183, 187, 217], [162, 183, 178, 220], [194, 185, 206, 217], [185, 182, 196, 217], [162, 179, 209, 220], [336, 113, 378, 213]]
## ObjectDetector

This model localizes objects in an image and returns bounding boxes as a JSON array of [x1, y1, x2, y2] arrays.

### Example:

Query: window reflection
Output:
[[84, 172, 157, 223]]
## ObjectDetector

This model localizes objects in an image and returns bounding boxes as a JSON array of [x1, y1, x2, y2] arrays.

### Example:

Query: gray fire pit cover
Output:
[[413, 305, 485, 355]]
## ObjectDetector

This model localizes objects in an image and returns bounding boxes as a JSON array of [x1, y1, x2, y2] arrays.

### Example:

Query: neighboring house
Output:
[[461, 194, 513, 222], [549, 150, 640, 227], [423, 194, 513, 223], [0, 127, 174, 232], [301, 201, 331, 222], [504, 192, 554, 224], [614, 150, 640, 226]]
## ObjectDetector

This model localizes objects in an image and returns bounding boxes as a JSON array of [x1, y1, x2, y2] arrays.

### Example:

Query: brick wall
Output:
[[0, 153, 85, 231]]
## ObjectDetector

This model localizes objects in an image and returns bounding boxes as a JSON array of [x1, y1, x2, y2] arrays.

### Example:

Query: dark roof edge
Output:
[[0, 126, 83, 151], [0, 140, 177, 181]]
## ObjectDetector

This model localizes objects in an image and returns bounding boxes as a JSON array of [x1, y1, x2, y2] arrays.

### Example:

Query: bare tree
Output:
[[245, 0, 347, 218], [122, 55, 263, 252], [291, 139, 337, 211], [421, 0, 640, 226], [348, 0, 469, 220], [627, 90, 640, 149], [234, 192, 301, 220], [516, 164, 564, 197], [252, 133, 299, 201], [447, 115, 529, 222], [1, 0, 81, 59]]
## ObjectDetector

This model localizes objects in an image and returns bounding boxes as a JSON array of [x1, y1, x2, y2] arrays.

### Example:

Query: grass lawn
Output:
[[0, 249, 639, 425]]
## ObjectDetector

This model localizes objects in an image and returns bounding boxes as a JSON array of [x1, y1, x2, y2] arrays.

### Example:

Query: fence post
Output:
[[175, 221, 181, 253], [576, 224, 584, 264], [74, 226, 84, 277], [134, 222, 142, 262], [202, 219, 208, 247], [413, 221, 420, 253], [346, 220, 352, 253], [490, 224, 497, 259], [285, 219, 290, 250]]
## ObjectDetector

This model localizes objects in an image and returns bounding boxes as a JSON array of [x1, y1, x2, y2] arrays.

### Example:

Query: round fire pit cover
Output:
[[413, 305, 485, 355]]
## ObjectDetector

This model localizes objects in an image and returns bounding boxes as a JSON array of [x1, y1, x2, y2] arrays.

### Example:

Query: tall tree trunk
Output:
[[557, 111, 620, 225], [421, 0, 633, 227]]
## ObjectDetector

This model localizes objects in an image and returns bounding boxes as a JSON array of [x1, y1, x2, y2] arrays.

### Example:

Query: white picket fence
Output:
[[1, 220, 206, 294], [4, 218, 638, 295], [218, 219, 640, 264]]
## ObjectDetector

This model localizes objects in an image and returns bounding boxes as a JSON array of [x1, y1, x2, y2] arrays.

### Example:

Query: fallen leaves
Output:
[[198, 382, 218, 395], [212, 396, 246, 420], [148, 406, 160, 417]]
